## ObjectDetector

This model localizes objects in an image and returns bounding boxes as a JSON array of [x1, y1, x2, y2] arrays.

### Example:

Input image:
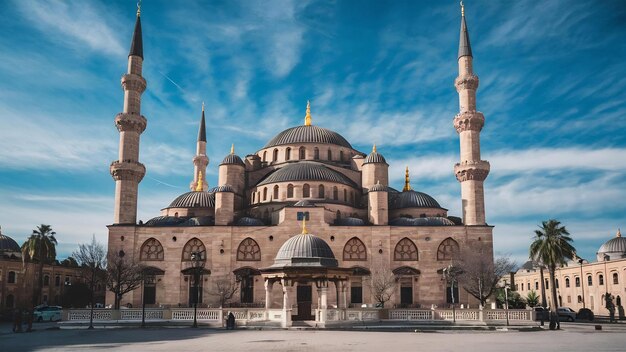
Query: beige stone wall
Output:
[[361, 163, 389, 190], [218, 164, 245, 194], [368, 191, 388, 225]]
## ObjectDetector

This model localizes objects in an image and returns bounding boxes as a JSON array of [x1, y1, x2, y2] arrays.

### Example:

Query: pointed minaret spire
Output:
[[403, 166, 412, 192], [372, 144, 377, 153], [458, 1, 472, 59], [198, 102, 206, 142], [304, 100, 312, 126], [190, 103, 209, 191], [230, 143, 235, 154], [617, 228, 622, 238], [129, 1, 143, 59]]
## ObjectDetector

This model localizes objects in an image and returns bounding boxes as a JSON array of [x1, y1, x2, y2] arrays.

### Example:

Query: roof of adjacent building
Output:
[[167, 191, 215, 209], [390, 189, 442, 209], [271, 233, 338, 268], [263, 125, 352, 149], [0, 232, 20, 253], [257, 162, 358, 188]]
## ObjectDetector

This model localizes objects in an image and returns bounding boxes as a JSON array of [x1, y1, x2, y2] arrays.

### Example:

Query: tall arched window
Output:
[[43, 275, 50, 286], [262, 151, 267, 162], [587, 275, 593, 286], [263, 187, 268, 201], [273, 148, 278, 162], [333, 186, 338, 200], [599, 274, 604, 285], [273, 185, 279, 200], [7, 271, 16, 283], [252, 192, 256, 203], [327, 149, 332, 160], [299, 146, 306, 160], [287, 184, 294, 198], [141, 238, 164, 261], [613, 272, 619, 284], [303, 184, 310, 198], [436, 237, 459, 261], [285, 147, 291, 160], [565, 277, 570, 287], [339, 150, 344, 161], [394, 238, 418, 261], [575, 277, 580, 287], [182, 238, 206, 261], [343, 237, 367, 261], [314, 147, 319, 160], [237, 238, 261, 261], [343, 189, 347, 201], [318, 184, 325, 198]]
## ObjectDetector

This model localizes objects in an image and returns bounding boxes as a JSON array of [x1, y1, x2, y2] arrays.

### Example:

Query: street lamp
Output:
[[141, 269, 156, 328], [603, 254, 610, 297], [503, 279, 510, 327], [116, 250, 125, 310], [578, 258, 585, 309], [190, 251, 205, 328]]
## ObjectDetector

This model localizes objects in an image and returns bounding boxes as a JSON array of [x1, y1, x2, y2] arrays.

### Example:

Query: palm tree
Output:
[[529, 219, 576, 330], [21, 224, 58, 307]]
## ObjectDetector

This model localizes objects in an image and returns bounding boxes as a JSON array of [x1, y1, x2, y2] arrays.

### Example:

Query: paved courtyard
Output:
[[1, 323, 625, 352]]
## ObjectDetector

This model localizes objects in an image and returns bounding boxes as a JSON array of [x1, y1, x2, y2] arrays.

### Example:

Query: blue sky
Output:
[[0, 0, 625, 265]]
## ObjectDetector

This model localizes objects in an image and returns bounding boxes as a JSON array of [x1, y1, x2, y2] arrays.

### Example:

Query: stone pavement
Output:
[[1, 322, 626, 352]]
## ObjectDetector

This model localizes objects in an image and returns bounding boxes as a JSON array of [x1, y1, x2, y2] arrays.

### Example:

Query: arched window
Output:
[[287, 184, 294, 198], [333, 186, 338, 200], [314, 147, 319, 160], [237, 238, 261, 261], [565, 277, 570, 287], [575, 277, 580, 287], [273, 148, 278, 162], [343, 237, 367, 261], [394, 238, 418, 261], [318, 184, 325, 198], [613, 272, 619, 284], [545, 279, 549, 290], [273, 185, 279, 200], [599, 274, 604, 285], [556, 279, 559, 288], [436, 237, 459, 261], [7, 271, 16, 283], [285, 147, 291, 160], [343, 189, 347, 201], [252, 192, 256, 203], [182, 238, 206, 261], [263, 187, 268, 201], [43, 275, 50, 286], [262, 151, 267, 162], [141, 238, 164, 261], [327, 149, 332, 160], [299, 146, 306, 160], [577, 295, 582, 303], [6, 294, 14, 308], [587, 275, 593, 286], [303, 184, 310, 198], [535, 282, 539, 290]]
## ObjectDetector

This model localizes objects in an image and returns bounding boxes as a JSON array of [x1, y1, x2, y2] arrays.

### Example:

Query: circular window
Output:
[[330, 236, 335, 242], [172, 236, 177, 242], [269, 235, 274, 241], [120, 236, 125, 241]]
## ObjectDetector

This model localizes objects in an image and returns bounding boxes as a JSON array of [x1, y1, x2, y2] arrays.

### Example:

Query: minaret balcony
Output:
[[453, 111, 484, 133], [121, 73, 147, 93], [454, 160, 490, 182], [454, 74, 479, 91], [115, 113, 147, 133], [110, 160, 146, 182]]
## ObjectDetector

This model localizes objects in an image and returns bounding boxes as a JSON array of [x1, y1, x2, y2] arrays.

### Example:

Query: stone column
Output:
[[281, 278, 291, 328], [320, 285, 328, 324], [264, 279, 273, 320]]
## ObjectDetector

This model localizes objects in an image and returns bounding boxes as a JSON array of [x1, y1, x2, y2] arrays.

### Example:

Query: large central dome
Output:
[[263, 125, 352, 149], [257, 162, 358, 187]]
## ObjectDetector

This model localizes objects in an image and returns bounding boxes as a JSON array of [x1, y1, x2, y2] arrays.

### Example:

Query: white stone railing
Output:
[[485, 309, 530, 321], [389, 309, 532, 322], [390, 309, 434, 320], [67, 309, 113, 321], [120, 309, 164, 320], [171, 308, 220, 321]]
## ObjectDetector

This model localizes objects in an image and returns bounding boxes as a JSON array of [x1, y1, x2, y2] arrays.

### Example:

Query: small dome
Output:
[[0, 231, 20, 253], [390, 190, 442, 209], [236, 217, 265, 226], [167, 191, 215, 209], [272, 233, 338, 268], [215, 185, 234, 193], [293, 199, 315, 207], [144, 216, 187, 226], [257, 162, 358, 187], [220, 153, 245, 166], [597, 230, 626, 261], [369, 183, 388, 192], [389, 217, 455, 226], [334, 217, 365, 226], [263, 125, 352, 149], [363, 151, 387, 164], [178, 216, 214, 226]]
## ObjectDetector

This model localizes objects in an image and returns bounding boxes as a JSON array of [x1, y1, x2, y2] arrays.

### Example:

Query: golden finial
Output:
[[202, 101, 205, 112], [372, 144, 377, 153], [195, 171, 204, 191], [304, 100, 312, 126], [302, 217, 308, 234], [460, 1, 464, 17], [618, 228, 622, 238], [137, 0, 142, 17], [403, 166, 412, 191], [230, 143, 235, 155]]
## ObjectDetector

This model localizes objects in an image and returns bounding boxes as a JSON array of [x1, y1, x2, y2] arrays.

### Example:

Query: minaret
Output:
[[110, 4, 147, 225], [190, 103, 209, 191], [453, 2, 490, 226]]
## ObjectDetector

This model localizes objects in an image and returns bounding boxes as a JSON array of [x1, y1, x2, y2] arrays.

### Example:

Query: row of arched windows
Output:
[[262, 147, 349, 164], [253, 183, 358, 205], [563, 272, 621, 288], [140, 237, 262, 262]]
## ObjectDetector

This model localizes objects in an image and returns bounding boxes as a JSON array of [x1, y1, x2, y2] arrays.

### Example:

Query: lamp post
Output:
[[116, 250, 125, 310], [141, 269, 156, 328], [503, 279, 510, 327], [603, 254, 610, 298], [190, 251, 205, 328], [578, 258, 585, 309]]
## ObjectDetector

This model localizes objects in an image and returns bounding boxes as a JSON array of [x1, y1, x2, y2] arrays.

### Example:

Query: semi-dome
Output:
[[257, 162, 358, 188], [167, 191, 215, 209], [0, 231, 20, 253], [220, 153, 244, 166], [263, 125, 352, 149], [597, 230, 626, 261], [389, 217, 455, 226], [271, 232, 338, 268], [390, 190, 442, 209]]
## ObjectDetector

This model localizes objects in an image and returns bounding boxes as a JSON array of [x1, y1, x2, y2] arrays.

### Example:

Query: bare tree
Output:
[[209, 275, 239, 308], [73, 235, 106, 329], [369, 265, 396, 308], [105, 252, 143, 309], [457, 249, 516, 308]]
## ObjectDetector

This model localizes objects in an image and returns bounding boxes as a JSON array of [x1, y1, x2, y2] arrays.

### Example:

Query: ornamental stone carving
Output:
[[453, 111, 484, 133], [121, 73, 147, 93], [454, 160, 490, 182], [110, 160, 146, 182], [114, 113, 147, 133], [454, 74, 479, 91]]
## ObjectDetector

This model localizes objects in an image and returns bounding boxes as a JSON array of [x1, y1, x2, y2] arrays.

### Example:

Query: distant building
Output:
[[513, 230, 626, 317]]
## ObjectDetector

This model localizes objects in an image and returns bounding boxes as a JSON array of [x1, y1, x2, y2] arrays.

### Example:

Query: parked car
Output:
[[33, 306, 62, 322], [557, 307, 577, 322], [533, 307, 549, 321]]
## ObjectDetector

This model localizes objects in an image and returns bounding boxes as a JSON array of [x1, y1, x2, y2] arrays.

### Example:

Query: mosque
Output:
[[106, 4, 494, 315]]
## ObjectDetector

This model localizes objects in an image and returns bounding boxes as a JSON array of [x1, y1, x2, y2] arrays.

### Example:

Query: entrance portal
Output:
[[294, 285, 313, 320]]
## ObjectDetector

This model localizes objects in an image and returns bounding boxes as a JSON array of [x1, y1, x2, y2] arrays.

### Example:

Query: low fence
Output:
[[389, 308, 532, 322]]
